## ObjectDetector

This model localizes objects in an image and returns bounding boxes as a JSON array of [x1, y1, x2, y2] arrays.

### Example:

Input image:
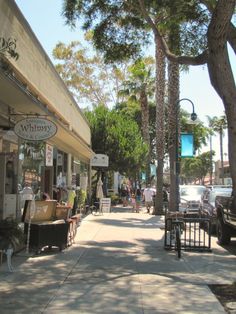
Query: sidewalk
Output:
[[0, 206, 235, 313]]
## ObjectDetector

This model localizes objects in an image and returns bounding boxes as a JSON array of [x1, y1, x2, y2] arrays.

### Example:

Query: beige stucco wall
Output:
[[0, 0, 91, 146]]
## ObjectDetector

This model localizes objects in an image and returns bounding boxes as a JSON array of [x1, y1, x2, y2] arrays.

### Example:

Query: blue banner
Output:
[[181, 133, 194, 158], [141, 172, 146, 180], [150, 164, 156, 176]]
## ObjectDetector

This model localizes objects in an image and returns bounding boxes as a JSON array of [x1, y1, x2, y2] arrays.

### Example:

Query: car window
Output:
[[180, 186, 205, 196], [209, 189, 232, 202]]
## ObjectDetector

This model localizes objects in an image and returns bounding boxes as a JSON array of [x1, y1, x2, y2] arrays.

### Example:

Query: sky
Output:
[[14, 0, 235, 159]]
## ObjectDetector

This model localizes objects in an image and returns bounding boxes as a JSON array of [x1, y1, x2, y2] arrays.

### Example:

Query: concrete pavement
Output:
[[0, 206, 235, 313]]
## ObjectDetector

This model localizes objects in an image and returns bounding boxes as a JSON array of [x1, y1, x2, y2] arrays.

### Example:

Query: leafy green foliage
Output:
[[207, 115, 227, 135], [75, 188, 87, 207], [181, 151, 215, 184], [62, 0, 152, 62], [84, 106, 148, 175], [53, 40, 128, 107], [62, 0, 209, 62], [180, 109, 210, 152]]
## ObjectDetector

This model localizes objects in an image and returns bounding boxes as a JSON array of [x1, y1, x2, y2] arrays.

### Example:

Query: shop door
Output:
[[42, 167, 53, 198], [0, 153, 17, 219]]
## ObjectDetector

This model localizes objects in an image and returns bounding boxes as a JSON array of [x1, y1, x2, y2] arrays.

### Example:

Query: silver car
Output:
[[200, 186, 232, 232], [179, 185, 206, 212]]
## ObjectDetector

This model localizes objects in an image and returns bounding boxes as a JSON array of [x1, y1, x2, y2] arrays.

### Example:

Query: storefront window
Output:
[[18, 141, 45, 196], [54, 149, 68, 188]]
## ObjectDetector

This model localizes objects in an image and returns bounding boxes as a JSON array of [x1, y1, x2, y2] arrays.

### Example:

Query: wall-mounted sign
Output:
[[90, 154, 109, 167], [14, 118, 57, 141], [57, 153, 63, 166], [45, 144, 53, 166]]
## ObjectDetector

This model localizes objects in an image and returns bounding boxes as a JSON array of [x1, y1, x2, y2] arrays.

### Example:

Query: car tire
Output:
[[175, 228, 181, 259], [217, 216, 231, 245], [210, 223, 217, 235]]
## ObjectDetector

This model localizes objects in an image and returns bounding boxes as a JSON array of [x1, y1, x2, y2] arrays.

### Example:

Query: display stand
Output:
[[26, 197, 36, 254]]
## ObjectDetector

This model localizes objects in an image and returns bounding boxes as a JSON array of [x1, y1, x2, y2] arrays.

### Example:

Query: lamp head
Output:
[[191, 112, 197, 121]]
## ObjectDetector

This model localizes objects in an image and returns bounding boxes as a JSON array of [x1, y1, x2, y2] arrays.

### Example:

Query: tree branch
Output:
[[208, 0, 235, 42], [200, 0, 236, 54], [137, 0, 208, 66]]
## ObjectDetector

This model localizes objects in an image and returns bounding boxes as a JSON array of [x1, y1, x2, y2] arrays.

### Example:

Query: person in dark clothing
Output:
[[121, 184, 128, 207], [163, 187, 169, 210]]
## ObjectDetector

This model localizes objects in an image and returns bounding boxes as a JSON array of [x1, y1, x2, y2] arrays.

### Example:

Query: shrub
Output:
[[110, 194, 120, 205]]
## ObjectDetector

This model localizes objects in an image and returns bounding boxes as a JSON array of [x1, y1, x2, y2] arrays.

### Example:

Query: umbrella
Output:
[[96, 176, 104, 200]]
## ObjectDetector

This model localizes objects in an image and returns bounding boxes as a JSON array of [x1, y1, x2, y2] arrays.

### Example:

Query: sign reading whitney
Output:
[[14, 117, 57, 141]]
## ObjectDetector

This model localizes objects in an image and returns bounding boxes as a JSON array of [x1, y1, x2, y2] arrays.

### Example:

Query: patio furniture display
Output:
[[22, 200, 69, 254]]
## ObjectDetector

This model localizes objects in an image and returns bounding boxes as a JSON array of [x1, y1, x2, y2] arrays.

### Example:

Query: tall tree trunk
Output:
[[154, 34, 166, 215], [168, 61, 179, 211], [209, 134, 213, 185], [140, 89, 151, 185], [139, 0, 236, 209], [167, 19, 180, 212], [219, 129, 224, 185], [207, 0, 236, 209], [140, 88, 150, 144]]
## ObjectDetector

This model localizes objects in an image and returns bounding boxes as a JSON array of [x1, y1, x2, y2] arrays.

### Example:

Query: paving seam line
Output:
[[42, 214, 108, 313]]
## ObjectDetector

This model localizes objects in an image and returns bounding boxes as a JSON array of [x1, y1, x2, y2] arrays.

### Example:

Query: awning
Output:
[[0, 68, 93, 162]]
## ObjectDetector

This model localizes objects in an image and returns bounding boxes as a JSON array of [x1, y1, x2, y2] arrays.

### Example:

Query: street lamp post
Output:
[[175, 98, 197, 211]]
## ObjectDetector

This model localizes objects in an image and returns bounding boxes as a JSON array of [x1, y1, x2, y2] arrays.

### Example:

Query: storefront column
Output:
[[67, 153, 72, 187]]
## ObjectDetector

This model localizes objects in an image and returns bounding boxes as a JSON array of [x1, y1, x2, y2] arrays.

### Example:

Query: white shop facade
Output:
[[0, 0, 94, 220]]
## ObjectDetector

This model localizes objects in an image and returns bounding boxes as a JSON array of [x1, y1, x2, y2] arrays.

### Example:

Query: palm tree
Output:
[[167, 60, 179, 211], [118, 58, 155, 184], [154, 35, 166, 215], [206, 116, 216, 185], [166, 16, 180, 212], [207, 115, 227, 184]]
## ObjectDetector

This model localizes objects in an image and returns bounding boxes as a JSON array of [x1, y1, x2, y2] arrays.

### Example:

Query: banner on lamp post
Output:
[[181, 133, 194, 158]]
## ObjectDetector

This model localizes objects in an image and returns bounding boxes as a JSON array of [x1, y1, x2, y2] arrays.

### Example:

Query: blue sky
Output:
[[15, 0, 234, 158]]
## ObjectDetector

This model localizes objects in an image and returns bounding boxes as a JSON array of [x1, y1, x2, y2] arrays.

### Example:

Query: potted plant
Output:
[[0, 218, 25, 251]]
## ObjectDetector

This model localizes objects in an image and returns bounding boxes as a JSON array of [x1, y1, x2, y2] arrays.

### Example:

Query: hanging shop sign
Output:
[[14, 117, 57, 141], [90, 154, 109, 167]]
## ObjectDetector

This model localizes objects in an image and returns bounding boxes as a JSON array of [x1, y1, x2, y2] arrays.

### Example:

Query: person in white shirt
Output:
[[143, 184, 154, 214]]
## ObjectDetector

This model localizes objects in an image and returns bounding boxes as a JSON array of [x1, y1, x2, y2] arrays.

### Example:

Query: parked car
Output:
[[206, 184, 232, 190], [200, 186, 232, 233], [216, 194, 236, 244], [179, 185, 206, 213]]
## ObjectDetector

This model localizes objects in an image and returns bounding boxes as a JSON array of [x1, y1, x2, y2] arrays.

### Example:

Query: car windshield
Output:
[[180, 186, 205, 197], [209, 188, 232, 202]]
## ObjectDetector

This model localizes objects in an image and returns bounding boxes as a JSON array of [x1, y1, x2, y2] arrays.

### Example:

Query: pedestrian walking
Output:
[[143, 184, 154, 214], [131, 193, 136, 212], [135, 188, 142, 213], [120, 183, 128, 207]]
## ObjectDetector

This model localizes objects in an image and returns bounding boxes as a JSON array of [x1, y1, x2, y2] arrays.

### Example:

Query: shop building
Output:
[[0, 0, 94, 220]]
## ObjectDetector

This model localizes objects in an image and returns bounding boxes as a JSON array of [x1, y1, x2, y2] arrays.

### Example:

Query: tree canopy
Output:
[[181, 151, 216, 184], [52, 40, 128, 107], [84, 106, 148, 176]]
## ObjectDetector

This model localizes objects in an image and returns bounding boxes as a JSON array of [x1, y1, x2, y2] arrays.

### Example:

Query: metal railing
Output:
[[164, 212, 212, 253]]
